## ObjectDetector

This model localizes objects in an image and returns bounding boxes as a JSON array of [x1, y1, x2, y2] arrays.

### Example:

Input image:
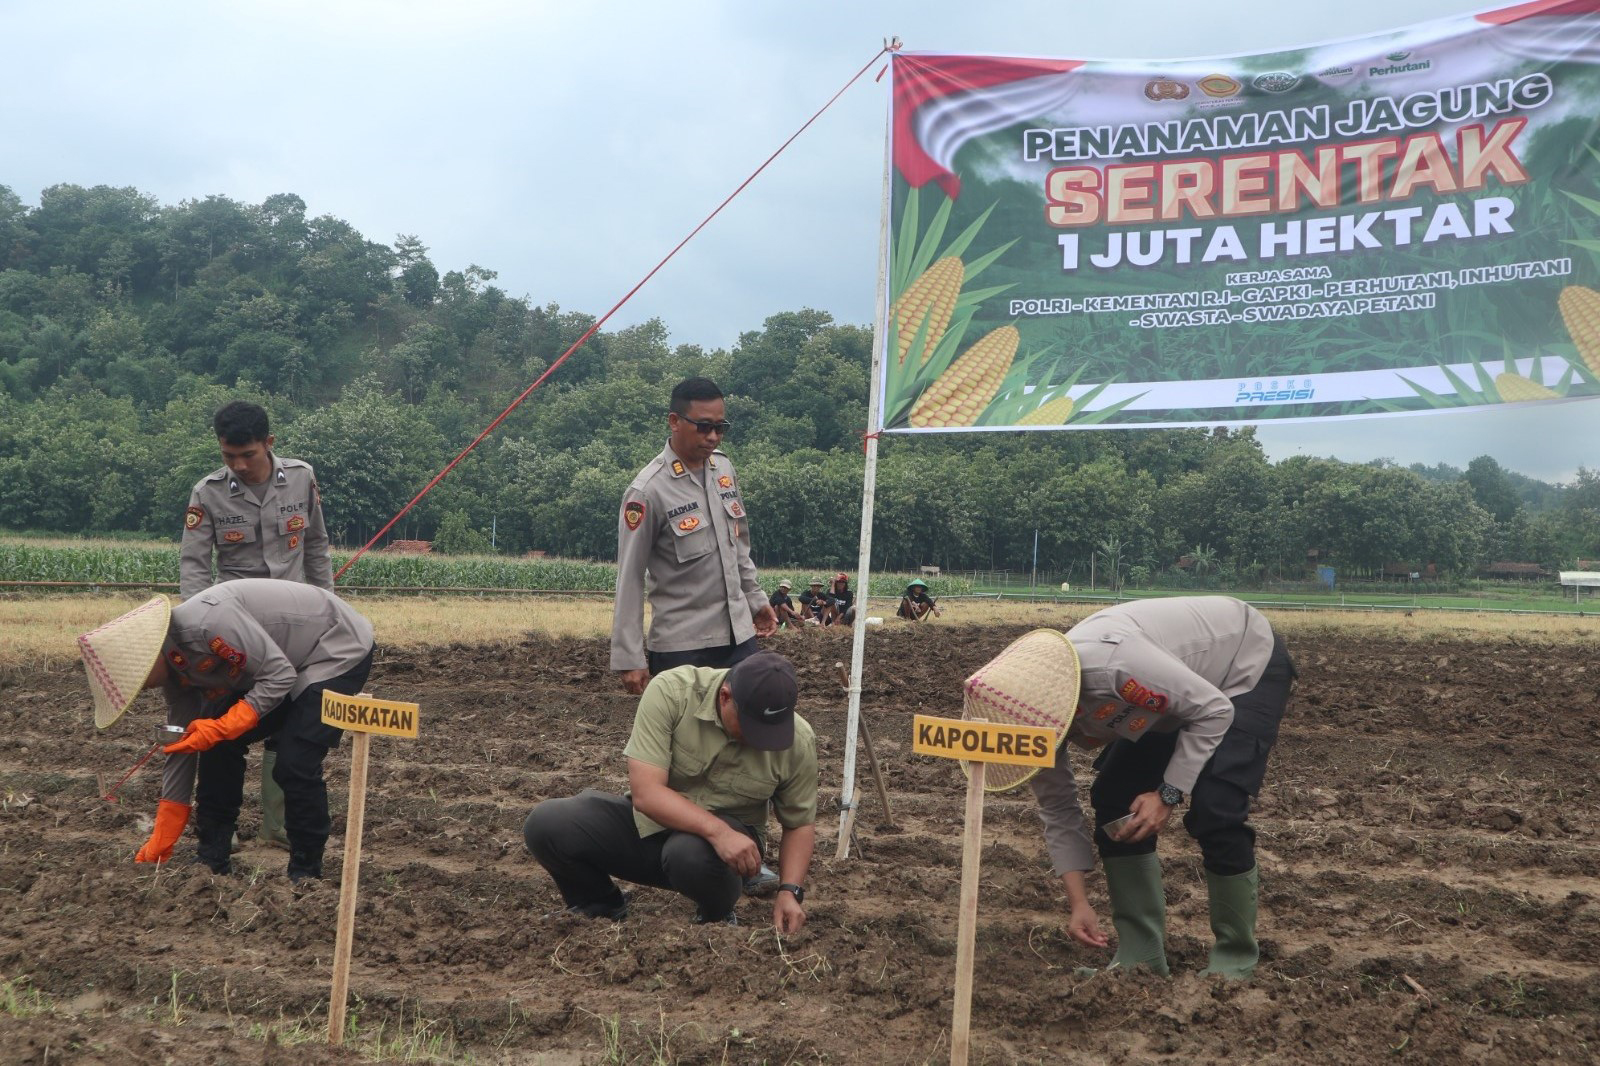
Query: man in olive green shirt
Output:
[[523, 651, 817, 930]]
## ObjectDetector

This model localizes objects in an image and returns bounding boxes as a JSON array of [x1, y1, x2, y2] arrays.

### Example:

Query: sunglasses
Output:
[[678, 417, 733, 435]]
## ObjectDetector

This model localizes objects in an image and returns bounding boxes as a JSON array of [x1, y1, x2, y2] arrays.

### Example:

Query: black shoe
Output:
[[194, 854, 232, 875], [743, 864, 779, 897], [287, 845, 325, 883], [548, 890, 631, 921], [195, 821, 235, 875], [692, 909, 739, 926]]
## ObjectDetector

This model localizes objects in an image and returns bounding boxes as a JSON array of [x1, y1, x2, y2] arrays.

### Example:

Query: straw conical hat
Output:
[[961, 629, 1081, 792], [77, 596, 171, 728]]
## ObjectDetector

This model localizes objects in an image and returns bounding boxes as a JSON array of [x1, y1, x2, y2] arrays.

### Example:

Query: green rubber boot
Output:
[[1203, 866, 1260, 979], [1103, 852, 1170, 976], [259, 750, 291, 851]]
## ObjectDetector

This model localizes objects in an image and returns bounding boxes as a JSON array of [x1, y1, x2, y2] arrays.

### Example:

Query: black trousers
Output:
[[646, 636, 759, 676], [523, 789, 757, 919], [194, 649, 374, 856], [1091, 635, 1295, 876]]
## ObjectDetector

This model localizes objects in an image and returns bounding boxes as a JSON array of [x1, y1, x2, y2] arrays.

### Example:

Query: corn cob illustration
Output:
[[1016, 394, 1076, 426], [908, 325, 1019, 428], [1558, 285, 1600, 376], [891, 256, 964, 366], [1494, 372, 1559, 403]]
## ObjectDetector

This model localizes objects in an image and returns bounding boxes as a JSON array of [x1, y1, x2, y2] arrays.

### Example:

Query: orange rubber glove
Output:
[[162, 699, 261, 754], [134, 799, 191, 863]]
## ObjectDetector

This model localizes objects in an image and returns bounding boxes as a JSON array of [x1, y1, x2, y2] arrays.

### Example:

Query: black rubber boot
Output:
[[195, 820, 235, 875]]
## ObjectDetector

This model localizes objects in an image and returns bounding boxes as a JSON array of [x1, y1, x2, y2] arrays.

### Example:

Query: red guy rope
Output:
[[103, 742, 161, 803], [335, 43, 892, 581]]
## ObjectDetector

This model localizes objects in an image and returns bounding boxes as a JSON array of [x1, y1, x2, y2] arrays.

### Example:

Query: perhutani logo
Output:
[[1372, 51, 1431, 77], [1371, 58, 1431, 76], [1252, 72, 1299, 93], [1237, 380, 1316, 404]]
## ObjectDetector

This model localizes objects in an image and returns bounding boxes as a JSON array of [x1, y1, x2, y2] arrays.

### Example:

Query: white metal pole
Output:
[[837, 87, 894, 860]]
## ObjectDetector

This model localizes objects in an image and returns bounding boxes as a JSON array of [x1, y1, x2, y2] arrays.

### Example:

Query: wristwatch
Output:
[[1157, 782, 1185, 807], [778, 882, 805, 905]]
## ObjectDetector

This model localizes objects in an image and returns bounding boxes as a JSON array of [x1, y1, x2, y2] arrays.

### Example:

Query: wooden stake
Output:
[[837, 801, 859, 860], [836, 661, 894, 827], [950, 755, 986, 1066], [327, 730, 371, 1046]]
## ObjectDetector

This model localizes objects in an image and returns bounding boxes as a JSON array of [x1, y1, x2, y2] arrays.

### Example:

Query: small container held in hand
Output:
[[1102, 814, 1136, 842], [156, 724, 187, 744]]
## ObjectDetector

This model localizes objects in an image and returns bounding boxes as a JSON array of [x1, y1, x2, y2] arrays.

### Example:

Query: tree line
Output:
[[1, 182, 1596, 581]]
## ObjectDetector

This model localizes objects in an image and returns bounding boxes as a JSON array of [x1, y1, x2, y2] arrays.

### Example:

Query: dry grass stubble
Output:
[[4, 593, 1595, 674]]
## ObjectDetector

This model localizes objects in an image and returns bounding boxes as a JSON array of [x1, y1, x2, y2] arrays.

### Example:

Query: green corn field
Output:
[[0, 539, 618, 592], [0, 539, 971, 599]]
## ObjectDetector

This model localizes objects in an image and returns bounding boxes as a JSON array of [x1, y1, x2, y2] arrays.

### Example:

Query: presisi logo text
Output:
[[1236, 387, 1316, 404]]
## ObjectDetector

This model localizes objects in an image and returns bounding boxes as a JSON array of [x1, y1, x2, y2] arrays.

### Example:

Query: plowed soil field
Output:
[[2, 618, 1598, 1064]]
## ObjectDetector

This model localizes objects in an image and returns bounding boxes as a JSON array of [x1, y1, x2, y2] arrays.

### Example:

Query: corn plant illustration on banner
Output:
[[879, 1, 1600, 432]]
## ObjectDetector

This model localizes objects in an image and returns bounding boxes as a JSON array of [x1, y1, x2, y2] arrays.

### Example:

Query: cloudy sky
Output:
[[6, 0, 1594, 481]]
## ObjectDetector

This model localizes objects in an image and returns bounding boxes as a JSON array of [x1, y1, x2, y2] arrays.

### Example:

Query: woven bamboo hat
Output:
[[77, 596, 171, 728], [961, 629, 1081, 792]]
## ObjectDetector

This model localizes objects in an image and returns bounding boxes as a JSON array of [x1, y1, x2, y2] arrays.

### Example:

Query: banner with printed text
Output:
[[880, 0, 1600, 431]]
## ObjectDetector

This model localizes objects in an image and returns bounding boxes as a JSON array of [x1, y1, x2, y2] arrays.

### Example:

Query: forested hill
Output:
[[0, 182, 1595, 578]]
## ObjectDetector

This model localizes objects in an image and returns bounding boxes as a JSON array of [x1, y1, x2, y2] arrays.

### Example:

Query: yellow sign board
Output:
[[912, 715, 1058, 768], [321, 691, 420, 739]]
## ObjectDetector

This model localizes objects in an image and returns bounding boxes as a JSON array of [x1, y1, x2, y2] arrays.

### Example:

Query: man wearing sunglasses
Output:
[[611, 377, 778, 699]]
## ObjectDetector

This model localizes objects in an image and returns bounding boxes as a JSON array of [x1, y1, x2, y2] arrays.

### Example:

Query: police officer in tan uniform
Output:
[[1012, 596, 1295, 979], [77, 580, 374, 882], [610, 378, 777, 697], [179, 401, 332, 850], [181, 401, 331, 597]]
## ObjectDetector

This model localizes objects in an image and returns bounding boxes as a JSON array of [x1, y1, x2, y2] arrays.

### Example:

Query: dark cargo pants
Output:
[[1091, 634, 1295, 876], [195, 649, 374, 870], [523, 789, 758, 920]]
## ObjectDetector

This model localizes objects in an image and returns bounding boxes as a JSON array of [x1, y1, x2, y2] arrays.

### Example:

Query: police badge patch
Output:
[[209, 636, 246, 670], [1118, 678, 1170, 712], [223, 531, 245, 543], [184, 505, 204, 531], [624, 501, 645, 531]]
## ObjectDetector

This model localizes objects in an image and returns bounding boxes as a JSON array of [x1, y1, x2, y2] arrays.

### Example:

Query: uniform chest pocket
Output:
[[215, 524, 257, 546], [728, 769, 779, 802], [670, 751, 709, 779], [670, 514, 713, 563], [720, 494, 746, 520]]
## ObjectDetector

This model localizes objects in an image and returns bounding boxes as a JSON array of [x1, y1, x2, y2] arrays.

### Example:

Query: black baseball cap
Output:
[[727, 651, 798, 751]]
